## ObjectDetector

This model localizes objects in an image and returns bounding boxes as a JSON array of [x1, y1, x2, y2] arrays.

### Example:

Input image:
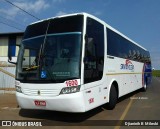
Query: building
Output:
[[0, 32, 24, 90], [0, 32, 24, 64]]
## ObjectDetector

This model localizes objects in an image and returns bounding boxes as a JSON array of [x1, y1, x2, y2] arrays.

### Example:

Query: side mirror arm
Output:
[[8, 59, 17, 65]]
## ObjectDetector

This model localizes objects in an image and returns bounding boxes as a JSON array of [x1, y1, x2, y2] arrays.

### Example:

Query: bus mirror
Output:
[[8, 52, 17, 65], [8, 50, 12, 61], [8, 55, 12, 61], [8, 58, 17, 65], [8, 44, 20, 65]]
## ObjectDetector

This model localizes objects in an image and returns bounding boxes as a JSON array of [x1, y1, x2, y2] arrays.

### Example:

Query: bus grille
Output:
[[22, 88, 60, 96]]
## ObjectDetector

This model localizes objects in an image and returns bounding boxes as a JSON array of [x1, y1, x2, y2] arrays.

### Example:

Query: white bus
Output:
[[9, 13, 152, 112]]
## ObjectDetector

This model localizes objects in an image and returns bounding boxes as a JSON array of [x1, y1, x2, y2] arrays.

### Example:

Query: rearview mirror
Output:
[[8, 57, 17, 65], [8, 54, 12, 61], [8, 48, 17, 65]]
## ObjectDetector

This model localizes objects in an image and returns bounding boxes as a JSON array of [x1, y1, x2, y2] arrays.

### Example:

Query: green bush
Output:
[[152, 70, 160, 77]]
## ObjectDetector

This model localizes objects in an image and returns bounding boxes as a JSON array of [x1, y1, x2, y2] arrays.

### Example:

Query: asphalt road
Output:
[[0, 77, 160, 129]]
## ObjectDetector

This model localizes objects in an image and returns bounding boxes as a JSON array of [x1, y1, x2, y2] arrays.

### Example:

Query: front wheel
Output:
[[106, 85, 118, 110]]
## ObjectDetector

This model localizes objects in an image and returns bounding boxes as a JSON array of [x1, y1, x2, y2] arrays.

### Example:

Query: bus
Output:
[[9, 13, 152, 112]]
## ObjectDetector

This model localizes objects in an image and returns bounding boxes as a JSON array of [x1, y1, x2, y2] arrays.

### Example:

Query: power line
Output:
[[0, 20, 24, 31], [4, 0, 40, 20]]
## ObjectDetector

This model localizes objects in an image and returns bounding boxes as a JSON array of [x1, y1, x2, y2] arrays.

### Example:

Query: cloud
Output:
[[0, 8, 18, 19], [0, 0, 49, 18], [150, 52, 160, 69], [94, 11, 102, 16], [56, 11, 67, 16], [52, 0, 65, 3], [15, 0, 49, 13]]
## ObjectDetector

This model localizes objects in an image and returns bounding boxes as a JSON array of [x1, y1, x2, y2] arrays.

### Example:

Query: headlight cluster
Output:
[[16, 86, 22, 93], [60, 86, 81, 95], [15, 81, 22, 93], [15, 80, 20, 86]]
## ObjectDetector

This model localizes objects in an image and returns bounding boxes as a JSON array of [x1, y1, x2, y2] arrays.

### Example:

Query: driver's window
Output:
[[84, 17, 104, 84]]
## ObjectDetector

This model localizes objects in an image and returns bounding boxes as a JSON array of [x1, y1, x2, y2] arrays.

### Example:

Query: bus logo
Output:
[[120, 59, 134, 71]]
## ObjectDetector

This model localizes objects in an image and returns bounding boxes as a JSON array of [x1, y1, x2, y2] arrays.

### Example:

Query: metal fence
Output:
[[0, 61, 16, 94]]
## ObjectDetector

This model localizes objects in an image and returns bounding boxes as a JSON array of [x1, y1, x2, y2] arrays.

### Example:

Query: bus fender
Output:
[[107, 79, 119, 101]]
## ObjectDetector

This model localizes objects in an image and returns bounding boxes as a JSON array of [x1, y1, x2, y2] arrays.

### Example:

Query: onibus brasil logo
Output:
[[120, 59, 134, 71]]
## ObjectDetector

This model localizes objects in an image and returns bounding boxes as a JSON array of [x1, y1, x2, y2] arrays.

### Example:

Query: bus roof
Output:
[[30, 12, 147, 51]]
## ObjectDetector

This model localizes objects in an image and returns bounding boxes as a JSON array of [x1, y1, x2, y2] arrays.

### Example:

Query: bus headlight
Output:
[[60, 86, 81, 94], [16, 86, 22, 93], [15, 80, 20, 86]]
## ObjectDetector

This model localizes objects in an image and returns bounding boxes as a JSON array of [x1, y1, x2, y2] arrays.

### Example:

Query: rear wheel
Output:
[[106, 84, 118, 110], [142, 82, 147, 92], [142, 77, 148, 92]]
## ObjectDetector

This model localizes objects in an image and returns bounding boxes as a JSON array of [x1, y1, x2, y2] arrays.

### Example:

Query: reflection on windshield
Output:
[[16, 32, 81, 83]]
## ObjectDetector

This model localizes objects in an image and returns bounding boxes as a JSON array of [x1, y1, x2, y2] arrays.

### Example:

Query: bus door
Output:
[[83, 17, 105, 111]]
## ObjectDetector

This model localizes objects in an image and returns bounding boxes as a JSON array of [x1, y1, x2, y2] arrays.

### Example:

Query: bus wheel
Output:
[[106, 84, 118, 110], [142, 83, 147, 92]]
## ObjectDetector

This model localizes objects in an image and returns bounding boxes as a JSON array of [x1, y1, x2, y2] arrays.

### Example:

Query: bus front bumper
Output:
[[16, 92, 85, 113]]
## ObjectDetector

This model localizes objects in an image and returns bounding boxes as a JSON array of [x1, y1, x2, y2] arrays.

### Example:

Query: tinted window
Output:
[[107, 28, 150, 63], [23, 15, 83, 39], [84, 17, 104, 83], [23, 20, 49, 39], [48, 15, 83, 34]]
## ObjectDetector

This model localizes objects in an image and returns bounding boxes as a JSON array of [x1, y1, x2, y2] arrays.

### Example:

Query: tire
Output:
[[142, 82, 147, 92], [106, 85, 118, 110]]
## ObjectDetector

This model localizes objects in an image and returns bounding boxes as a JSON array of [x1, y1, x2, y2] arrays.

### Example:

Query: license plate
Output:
[[34, 100, 46, 106]]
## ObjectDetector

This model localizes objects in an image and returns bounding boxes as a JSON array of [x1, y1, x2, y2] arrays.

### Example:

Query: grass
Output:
[[152, 70, 160, 77]]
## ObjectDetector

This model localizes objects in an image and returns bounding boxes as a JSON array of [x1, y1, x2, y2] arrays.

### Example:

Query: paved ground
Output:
[[0, 77, 160, 129]]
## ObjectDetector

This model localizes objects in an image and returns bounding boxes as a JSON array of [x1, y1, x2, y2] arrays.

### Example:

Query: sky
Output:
[[0, 0, 160, 69]]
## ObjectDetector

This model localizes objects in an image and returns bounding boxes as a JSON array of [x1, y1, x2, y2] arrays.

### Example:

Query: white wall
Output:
[[0, 67, 15, 89], [0, 37, 8, 57], [0, 35, 22, 91]]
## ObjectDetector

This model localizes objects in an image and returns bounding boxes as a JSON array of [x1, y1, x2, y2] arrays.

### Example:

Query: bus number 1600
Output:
[[66, 80, 78, 87]]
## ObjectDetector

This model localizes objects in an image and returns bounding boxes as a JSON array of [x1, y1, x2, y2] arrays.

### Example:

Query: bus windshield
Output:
[[16, 15, 83, 83]]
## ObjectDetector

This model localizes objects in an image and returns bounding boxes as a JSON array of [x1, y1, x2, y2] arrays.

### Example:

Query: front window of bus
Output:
[[16, 15, 83, 83]]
